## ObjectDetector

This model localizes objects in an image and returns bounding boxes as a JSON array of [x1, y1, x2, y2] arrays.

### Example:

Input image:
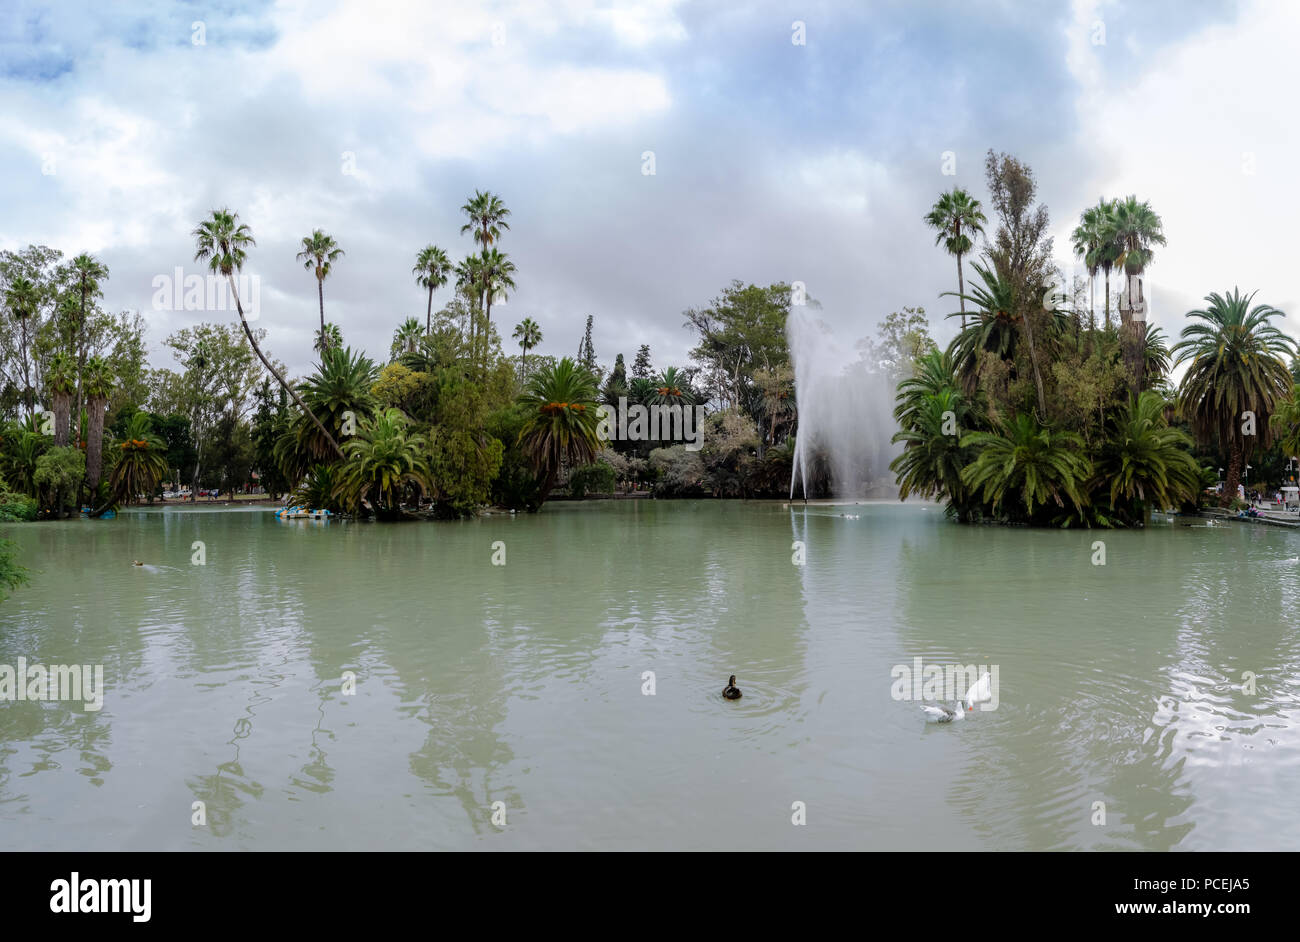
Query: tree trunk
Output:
[[228, 274, 344, 459], [1103, 271, 1111, 331], [86, 396, 106, 494], [1021, 308, 1048, 419], [956, 250, 966, 332], [53, 391, 70, 446], [1222, 435, 1244, 508], [426, 286, 433, 335], [318, 274, 326, 349]]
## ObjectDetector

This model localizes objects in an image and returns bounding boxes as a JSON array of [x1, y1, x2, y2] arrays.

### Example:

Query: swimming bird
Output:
[[722, 675, 742, 700], [921, 703, 964, 723], [964, 671, 993, 710], [131, 560, 143, 567], [921, 671, 993, 722]]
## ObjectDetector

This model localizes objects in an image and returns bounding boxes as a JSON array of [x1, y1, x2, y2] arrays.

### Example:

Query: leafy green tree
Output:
[[924, 188, 986, 330], [1173, 289, 1295, 506], [0, 538, 27, 602], [34, 445, 85, 516]]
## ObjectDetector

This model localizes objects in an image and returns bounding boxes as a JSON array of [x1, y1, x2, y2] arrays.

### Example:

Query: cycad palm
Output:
[[1173, 288, 1295, 505], [107, 412, 169, 506], [518, 357, 601, 502], [194, 208, 343, 458], [924, 188, 986, 330], [1094, 391, 1200, 520], [333, 407, 432, 515], [296, 229, 345, 351], [960, 414, 1089, 519]]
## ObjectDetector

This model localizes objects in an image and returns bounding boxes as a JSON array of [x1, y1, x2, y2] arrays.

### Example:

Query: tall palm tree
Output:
[[1095, 198, 1122, 330], [459, 190, 511, 250], [194, 208, 343, 458], [1070, 202, 1107, 329], [296, 230, 345, 351], [82, 355, 113, 496], [70, 253, 108, 415], [512, 317, 542, 376], [924, 188, 987, 331], [412, 245, 452, 334], [1111, 196, 1166, 393], [4, 276, 39, 419], [478, 247, 516, 349], [391, 317, 424, 359], [1172, 289, 1295, 506], [47, 352, 75, 447], [518, 357, 601, 503]]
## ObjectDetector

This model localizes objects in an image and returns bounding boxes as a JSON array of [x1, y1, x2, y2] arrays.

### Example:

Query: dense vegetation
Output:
[[897, 150, 1299, 525]]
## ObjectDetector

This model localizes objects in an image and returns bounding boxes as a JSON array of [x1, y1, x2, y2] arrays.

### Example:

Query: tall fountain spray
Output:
[[788, 309, 899, 500]]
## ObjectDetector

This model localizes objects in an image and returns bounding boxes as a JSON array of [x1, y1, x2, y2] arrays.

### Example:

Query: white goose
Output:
[[920, 671, 993, 723]]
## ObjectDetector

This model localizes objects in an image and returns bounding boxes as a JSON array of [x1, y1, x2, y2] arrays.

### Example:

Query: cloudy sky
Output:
[[0, 0, 1292, 380]]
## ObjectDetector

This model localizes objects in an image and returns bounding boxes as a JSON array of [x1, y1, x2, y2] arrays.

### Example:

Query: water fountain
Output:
[[787, 309, 899, 500]]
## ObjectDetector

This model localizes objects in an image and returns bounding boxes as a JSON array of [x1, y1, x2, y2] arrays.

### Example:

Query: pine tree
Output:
[[632, 344, 652, 379]]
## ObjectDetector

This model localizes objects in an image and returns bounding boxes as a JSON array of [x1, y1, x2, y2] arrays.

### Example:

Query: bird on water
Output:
[[723, 675, 742, 700]]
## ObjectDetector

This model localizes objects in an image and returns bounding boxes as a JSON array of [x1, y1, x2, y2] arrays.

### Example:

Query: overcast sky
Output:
[[2, 0, 1293, 380]]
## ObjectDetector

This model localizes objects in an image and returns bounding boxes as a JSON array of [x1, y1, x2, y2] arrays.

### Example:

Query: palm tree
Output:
[[332, 407, 432, 516], [478, 247, 516, 352], [459, 190, 511, 249], [649, 366, 696, 405], [924, 188, 987, 331], [314, 323, 343, 354], [1111, 195, 1166, 393], [106, 412, 169, 506], [412, 245, 452, 334], [82, 355, 113, 497], [943, 262, 1019, 389], [1093, 391, 1201, 522], [275, 346, 380, 483], [1070, 202, 1108, 329], [391, 317, 424, 359], [1173, 289, 1295, 506], [4, 276, 39, 419], [518, 357, 601, 503], [70, 253, 108, 414], [512, 317, 542, 376], [296, 230, 345, 351], [194, 208, 343, 458], [46, 352, 75, 447], [960, 414, 1090, 520]]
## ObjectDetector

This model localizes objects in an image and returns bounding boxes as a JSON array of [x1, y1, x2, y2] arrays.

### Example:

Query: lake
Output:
[[1, 501, 1297, 850]]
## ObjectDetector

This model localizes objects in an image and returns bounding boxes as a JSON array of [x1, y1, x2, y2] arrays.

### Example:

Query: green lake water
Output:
[[1, 501, 1297, 850]]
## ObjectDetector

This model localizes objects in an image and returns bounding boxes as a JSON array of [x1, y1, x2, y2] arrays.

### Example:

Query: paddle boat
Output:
[[276, 506, 333, 520]]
